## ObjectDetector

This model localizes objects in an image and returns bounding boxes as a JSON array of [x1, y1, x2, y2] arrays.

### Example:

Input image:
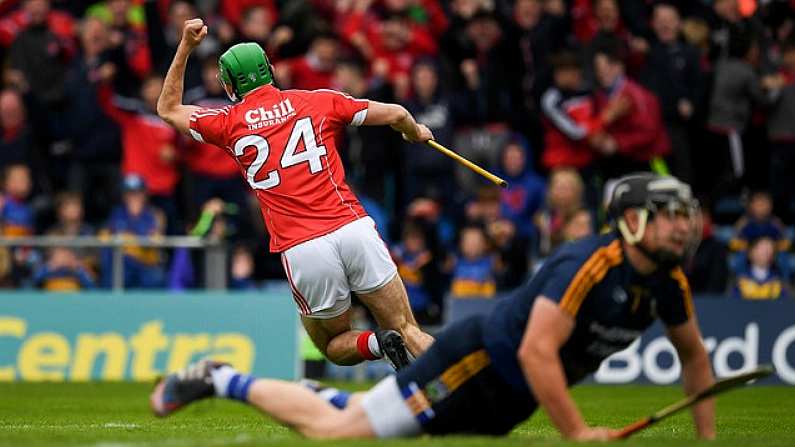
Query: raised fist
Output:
[[182, 18, 208, 49]]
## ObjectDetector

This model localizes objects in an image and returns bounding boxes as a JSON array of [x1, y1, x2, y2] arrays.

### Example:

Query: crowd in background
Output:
[[0, 0, 794, 317]]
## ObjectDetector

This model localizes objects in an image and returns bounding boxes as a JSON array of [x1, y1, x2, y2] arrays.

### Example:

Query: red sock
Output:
[[356, 331, 379, 360]]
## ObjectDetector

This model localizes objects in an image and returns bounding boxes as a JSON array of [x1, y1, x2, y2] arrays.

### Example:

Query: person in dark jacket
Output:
[[686, 208, 729, 295], [639, 3, 704, 184], [0, 89, 35, 172], [767, 39, 795, 220], [401, 59, 456, 204], [62, 16, 121, 221], [144, 0, 209, 92]]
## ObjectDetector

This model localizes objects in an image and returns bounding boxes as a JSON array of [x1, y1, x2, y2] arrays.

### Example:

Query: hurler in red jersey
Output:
[[157, 18, 435, 370]]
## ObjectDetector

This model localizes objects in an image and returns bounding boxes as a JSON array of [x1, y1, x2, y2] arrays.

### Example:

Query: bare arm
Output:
[[667, 318, 716, 439], [517, 297, 613, 441], [362, 101, 433, 143], [157, 18, 206, 136]]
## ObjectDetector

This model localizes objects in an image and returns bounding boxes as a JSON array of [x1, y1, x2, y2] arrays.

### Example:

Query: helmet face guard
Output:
[[217, 42, 273, 102], [608, 174, 702, 268]]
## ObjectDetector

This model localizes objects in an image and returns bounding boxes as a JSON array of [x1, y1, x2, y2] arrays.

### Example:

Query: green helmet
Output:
[[218, 42, 273, 102]]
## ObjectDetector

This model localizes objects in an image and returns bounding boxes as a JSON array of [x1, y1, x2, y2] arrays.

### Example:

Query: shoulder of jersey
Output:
[[553, 233, 619, 263]]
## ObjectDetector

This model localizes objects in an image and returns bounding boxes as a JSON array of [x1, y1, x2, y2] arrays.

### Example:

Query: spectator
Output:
[[580, 0, 650, 79], [540, 51, 598, 171], [32, 246, 95, 291], [218, 0, 278, 32], [687, 207, 730, 294], [230, 245, 257, 290], [99, 174, 165, 289], [708, 0, 768, 63], [465, 185, 503, 226], [391, 222, 436, 322], [405, 194, 456, 250], [98, 74, 182, 233], [733, 236, 788, 300], [0, 247, 14, 287], [402, 200, 452, 314], [487, 218, 530, 292], [704, 31, 774, 201], [767, 39, 795, 220], [535, 168, 585, 255], [144, 0, 208, 92], [450, 9, 515, 125], [561, 207, 594, 243], [339, 3, 437, 99], [169, 198, 231, 290], [47, 191, 96, 273], [0, 89, 34, 171], [439, 0, 483, 66], [639, 3, 704, 184], [401, 59, 456, 203], [0, 0, 75, 49], [730, 190, 790, 252], [5, 0, 75, 114], [62, 16, 121, 222], [275, 33, 338, 90], [506, 0, 569, 108], [447, 225, 497, 299], [592, 39, 671, 179], [230, 5, 292, 62], [496, 136, 545, 239], [332, 58, 402, 207], [90, 0, 150, 97], [0, 163, 34, 237]]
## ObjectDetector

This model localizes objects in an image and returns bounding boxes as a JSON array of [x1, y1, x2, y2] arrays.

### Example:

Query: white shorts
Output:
[[361, 375, 422, 438], [280, 216, 398, 319]]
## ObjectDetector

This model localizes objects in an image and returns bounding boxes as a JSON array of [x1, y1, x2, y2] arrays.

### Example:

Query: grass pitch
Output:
[[0, 382, 792, 447]]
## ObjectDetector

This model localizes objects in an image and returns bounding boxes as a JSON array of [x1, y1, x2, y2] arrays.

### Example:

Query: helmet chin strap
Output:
[[617, 209, 649, 244], [618, 209, 683, 270]]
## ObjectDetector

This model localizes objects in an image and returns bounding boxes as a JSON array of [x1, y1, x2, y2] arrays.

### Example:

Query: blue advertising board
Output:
[[0, 292, 299, 382], [594, 298, 795, 385]]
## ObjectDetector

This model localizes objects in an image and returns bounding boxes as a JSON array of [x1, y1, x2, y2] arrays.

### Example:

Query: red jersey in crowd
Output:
[[540, 87, 599, 170], [188, 85, 369, 252], [279, 55, 335, 90], [99, 85, 181, 196], [0, 7, 75, 48], [338, 10, 437, 81], [594, 77, 670, 161]]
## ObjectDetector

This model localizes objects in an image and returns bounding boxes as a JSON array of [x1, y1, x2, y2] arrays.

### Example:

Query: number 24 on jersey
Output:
[[233, 117, 326, 190]]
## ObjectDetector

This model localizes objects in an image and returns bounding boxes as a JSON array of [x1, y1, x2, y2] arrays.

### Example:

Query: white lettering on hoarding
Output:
[[596, 323, 792, 384], [713, 323, 758, 377], [642, 337, 680, 384], [773, 326, 795, 384]]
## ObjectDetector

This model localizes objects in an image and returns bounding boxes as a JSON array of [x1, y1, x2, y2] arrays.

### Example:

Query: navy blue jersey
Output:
[[483, 232, 693, 394]]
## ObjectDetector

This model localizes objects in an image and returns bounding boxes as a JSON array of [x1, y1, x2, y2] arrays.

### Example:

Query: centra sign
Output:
[[0, 292, 299, 382], [0, 318, 253, 381]]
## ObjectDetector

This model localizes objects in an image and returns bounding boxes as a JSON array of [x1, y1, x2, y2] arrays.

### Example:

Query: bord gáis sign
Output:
[[595, 299, 795, 384]]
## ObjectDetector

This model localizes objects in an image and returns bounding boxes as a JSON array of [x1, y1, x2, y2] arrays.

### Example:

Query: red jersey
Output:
[[189, 85, 369, 252]]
